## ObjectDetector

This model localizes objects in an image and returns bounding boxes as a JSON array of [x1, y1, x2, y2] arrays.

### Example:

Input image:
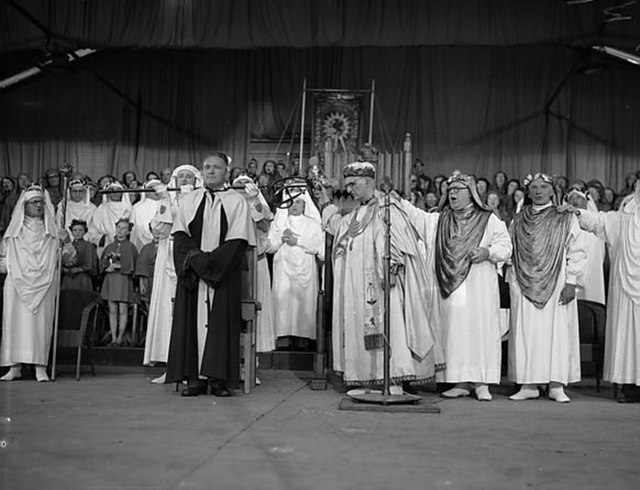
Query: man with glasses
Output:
[[400, 171, 512, 401], [0, 185, 60, 382]]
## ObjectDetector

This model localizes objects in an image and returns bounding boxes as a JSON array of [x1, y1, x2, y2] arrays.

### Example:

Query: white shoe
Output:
[[475, 384, 492, 401], [151, 373, 166, 384], [255, 376, 261, 386], [0, 366, 22, 381], [35, 366, 50, 382], [441, 386, 471, 398], [548, 386, 570, 403], [509, 385, 539, 401]]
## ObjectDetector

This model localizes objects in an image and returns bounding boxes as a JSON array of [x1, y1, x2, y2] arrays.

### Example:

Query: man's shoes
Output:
[[210, 382, 232, 397], [34, 366, 50, 382], [402, 382, 418, 395], [180, 382, 208, 397], [509, 385, 540, 401], [475, 384, 492, 401], [0, 366, 22, 382], [617, 393, 640, 404], [441, 385, 471, 398], [548, 385, 570, 403]]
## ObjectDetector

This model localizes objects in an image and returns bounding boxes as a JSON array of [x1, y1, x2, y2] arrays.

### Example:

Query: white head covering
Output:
[[66, 178, 91, 205], [169, 164, 203, 203], [271, 185, 321, 233], [4, 185, 57, 238], [102, 181, 132, 206]]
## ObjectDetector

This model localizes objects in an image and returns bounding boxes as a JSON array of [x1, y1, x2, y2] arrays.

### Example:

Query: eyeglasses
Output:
[[448, 187, 469, 194]]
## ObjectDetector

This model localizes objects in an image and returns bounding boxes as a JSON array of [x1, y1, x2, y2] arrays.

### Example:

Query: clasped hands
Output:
[[281, 228, 298, 246]]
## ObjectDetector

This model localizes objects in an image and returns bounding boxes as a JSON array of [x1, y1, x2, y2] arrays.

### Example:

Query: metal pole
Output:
[[50, 173, 70, 381], [299, 79, 307, 174], [383, 191, 391, 398], [368, 80, 376, 145]]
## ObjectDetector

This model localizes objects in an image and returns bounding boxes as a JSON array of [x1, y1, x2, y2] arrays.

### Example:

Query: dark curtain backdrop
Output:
[[3, 0, 637, 50], [1, 45, 639, 188]]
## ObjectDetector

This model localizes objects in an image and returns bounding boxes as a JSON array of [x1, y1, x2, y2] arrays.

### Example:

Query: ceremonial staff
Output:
[[50, 164, 73, 380]]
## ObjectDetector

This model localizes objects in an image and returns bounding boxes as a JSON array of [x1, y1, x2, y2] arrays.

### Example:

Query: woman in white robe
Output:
[[143, 165, 202, 383], [0, 186, 59, 382], [268, 190, 324, 344]]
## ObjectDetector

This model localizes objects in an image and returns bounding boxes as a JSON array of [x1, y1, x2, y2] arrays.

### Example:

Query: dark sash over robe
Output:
[[166, 195, 248, 387], [511, 205, 572, 309], [435, 207, 491, 298]]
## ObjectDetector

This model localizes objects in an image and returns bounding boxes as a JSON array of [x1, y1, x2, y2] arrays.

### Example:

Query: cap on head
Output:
[[343, 161, 376, 183]]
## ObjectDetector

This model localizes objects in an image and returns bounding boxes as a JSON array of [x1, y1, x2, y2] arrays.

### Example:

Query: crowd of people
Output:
[[0, 156, 638, 403]]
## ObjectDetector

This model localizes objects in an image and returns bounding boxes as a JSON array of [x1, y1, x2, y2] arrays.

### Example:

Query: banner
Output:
[[312, 92, 362, 157]]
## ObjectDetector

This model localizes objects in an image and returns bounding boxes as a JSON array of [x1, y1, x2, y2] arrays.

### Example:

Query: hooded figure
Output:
[[144, 165, 203, 378], [267, 182, 324, 347], [89, 181, 132, 256], [131, 179, 163, 250], [56, 178, 97, 241], [0, 185, 59, 382]]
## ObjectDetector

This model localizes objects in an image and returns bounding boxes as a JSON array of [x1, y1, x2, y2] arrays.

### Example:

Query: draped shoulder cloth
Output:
[[511, 205, 573, 308]]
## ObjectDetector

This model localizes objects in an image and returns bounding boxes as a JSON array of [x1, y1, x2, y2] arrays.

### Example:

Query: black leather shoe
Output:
[[181, 382, 208, 397], [210, 383, 232, 397]]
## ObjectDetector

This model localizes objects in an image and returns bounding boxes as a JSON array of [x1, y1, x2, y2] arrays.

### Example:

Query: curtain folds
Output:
[[1, 0, 637, 51], [1, 46, 639, 187]]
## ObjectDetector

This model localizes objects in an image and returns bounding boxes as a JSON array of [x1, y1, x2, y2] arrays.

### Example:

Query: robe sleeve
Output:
[[577, 209, 621, 248], [564, 215, 587, 287], [486, 214, 513, 264], [321, 204, 343, 236], [186, 239, 248, 289], [296, 221, 325, 260], [173, 230, 201, 289], [266, 223, 283, 254]]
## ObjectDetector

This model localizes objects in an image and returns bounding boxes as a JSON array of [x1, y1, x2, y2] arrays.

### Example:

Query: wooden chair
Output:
[[577, 300, 606, 393], [55, 289, 101, 380]]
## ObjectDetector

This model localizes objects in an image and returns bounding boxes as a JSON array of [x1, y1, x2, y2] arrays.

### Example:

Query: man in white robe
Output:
[[131, 179, 163, 251], [0, 185, 59, 382], [144, 165, 202, 384], [400, 171, 512, 401], [569, 175, 640, 402], [268, 189, 324, 348], [319, 162, 443, 392], [56, 179, 96, 240], [508, 173, 587, 403]]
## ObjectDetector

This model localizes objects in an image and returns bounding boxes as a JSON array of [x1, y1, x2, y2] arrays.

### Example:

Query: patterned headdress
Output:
[[440, 170, 489, 211], [343, 161, 376, 179], [68, 179, 85, 190], [523, 172, 554, 187], [23, 183, 45, 202]]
